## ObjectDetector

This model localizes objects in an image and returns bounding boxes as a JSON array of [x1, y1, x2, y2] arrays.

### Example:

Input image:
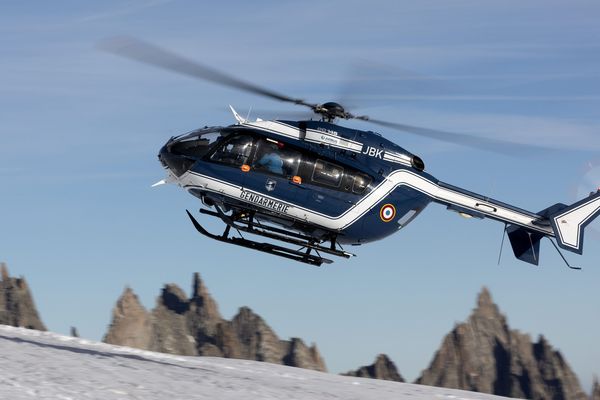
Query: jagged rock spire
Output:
[[282, 338, 327, 372], [103, 287, 152, 349], [1, 262, 9, 281], [473, 286, 504, 321], [344, 354, 404, 382], [159, 284, 189, 314], [417, 288, 586, 400], [591, 376, 600, 400], [0, 263, 45, 330], [190, 272, 221, 322], [192, 272, 202, 298], [476, 286, 494, 310], [231, 306, 284, 363]]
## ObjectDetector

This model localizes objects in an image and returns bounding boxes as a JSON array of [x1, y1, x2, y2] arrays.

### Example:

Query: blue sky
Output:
[[1, 0, 599, 391]]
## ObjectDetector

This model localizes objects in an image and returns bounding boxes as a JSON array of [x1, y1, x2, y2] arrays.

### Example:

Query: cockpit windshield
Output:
[[169, 126, 228, 159]]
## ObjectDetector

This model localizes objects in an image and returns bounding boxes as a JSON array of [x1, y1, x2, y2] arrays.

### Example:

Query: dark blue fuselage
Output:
[[160, 119, 436, 245]]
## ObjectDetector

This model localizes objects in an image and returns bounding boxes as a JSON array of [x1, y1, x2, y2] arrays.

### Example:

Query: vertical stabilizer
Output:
[[549, 190, 600, 254], [506, 225, 544, 265]]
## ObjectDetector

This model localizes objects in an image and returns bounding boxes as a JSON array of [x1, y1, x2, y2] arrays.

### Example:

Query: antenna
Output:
[[497, 224, 507, 265]]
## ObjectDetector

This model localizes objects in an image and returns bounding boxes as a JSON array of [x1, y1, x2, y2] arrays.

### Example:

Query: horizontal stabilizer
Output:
[[507, 225, 544, 265], [548, 190, 600, 254]]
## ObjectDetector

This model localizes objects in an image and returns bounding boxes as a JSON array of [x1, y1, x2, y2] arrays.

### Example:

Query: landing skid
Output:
[[185, 208, 355, 266]]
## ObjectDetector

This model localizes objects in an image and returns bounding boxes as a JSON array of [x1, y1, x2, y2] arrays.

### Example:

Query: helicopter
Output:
[[102, 37, 600, 267]]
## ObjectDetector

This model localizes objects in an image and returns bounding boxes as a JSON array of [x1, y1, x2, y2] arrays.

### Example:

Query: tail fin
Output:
[[547, 190, 600, 254], [506, 225, 545, 265]]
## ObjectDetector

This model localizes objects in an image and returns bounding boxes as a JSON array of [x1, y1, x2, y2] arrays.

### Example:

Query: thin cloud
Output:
[[344, 95, 600, 102], [77, 0, 175, 23], [0, 0, 174, 33], [1, 170, 155, 185], [365, 107, 600, 152]]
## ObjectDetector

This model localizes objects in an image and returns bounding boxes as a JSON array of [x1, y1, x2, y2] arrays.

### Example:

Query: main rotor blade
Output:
[[99, 37, 557, 155], [362, 117, 551, 155], [335, 61, 455, 110], [98, 36, 318, 110]]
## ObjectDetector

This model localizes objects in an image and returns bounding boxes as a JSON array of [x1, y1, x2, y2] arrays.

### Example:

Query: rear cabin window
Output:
[[210, 135, 253, 167], [312, 159, 344, 188], [352, 173, 371, 194]]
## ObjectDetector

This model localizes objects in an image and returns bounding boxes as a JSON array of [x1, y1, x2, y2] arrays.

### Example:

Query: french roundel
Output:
[[380, 204, 396, 222]]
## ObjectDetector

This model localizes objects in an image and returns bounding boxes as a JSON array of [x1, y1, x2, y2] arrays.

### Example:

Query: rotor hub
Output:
[[315, 102, 348, 122]]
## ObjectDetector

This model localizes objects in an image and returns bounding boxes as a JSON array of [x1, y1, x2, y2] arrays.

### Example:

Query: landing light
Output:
[[459, 212, 473, 219]]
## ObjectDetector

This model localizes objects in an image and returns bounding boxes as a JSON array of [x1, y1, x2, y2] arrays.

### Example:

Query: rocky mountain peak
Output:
[[1, 262, 8, 281], [189, 272, 221, 322], [417, 288, 586, 400], [231, 306, 275, 339], [473, 286, 502, 319], [591, 377, 600, 400], [230, 306, 284, 363], [0, 263, 45, 331], [117, 287, 139, 310], [477, 286, 493, 305], [344, 354, 404, 382], [104, 286, 151, 348], [159, 284, 189, 314], [234, 306, 255, 320], [282, 338, 327, 372], [533, 334, 551, 357], [191, 272, 203, 298]]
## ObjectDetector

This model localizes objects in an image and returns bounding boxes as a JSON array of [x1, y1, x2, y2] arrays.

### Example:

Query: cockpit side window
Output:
[[170, 130, 225, 159], [252, 139, 301, 177], [210, 135, 254, 167]]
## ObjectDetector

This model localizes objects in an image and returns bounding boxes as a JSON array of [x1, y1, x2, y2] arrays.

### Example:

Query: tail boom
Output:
[[433, 180, 554, 236], [432, 179, 600, 264]]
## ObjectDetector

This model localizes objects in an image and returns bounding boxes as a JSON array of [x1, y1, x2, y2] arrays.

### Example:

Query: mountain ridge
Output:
[[1, 261, 596, 399], [103, 272, 326, 371]]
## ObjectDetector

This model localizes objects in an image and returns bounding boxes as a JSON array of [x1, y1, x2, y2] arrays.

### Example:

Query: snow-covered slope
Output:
[[0, 325, 511, 400]]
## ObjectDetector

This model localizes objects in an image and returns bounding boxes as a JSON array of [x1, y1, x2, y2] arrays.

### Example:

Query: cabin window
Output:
[[252, 139, 301, 177], [352, 173, 372, 194], [209, 135, 373, 196], [210, 135, 253, 166], [312, 159, 344, 188]]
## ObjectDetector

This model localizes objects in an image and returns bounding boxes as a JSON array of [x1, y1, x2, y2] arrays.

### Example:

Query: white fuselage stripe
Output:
[[177, 169, 552, 235], [238, 119, 418, 169], [242, 120, 364, 153]]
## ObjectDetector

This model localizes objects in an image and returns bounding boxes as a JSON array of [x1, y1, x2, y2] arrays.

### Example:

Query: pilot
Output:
[[257, 151, 284, 174]]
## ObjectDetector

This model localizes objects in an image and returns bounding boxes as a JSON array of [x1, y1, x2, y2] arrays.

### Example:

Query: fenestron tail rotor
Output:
[[98, 36, 553, 154]]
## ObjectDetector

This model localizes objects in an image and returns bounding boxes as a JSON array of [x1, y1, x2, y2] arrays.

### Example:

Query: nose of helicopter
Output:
[[158, 139, 196, 177]]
